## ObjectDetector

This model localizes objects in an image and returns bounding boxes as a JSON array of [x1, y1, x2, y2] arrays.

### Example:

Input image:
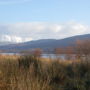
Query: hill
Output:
[[0, 34, 90, 52], [0, 42, 15, 46]]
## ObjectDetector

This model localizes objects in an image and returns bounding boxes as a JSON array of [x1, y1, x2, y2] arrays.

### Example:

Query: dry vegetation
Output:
[[0, 55, 90, 90], [0, 40, 90, 90]]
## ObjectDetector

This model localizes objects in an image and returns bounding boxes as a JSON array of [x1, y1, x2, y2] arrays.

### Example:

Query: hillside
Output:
[[0, 42, 15, 46], [0, 34, 90, 52]]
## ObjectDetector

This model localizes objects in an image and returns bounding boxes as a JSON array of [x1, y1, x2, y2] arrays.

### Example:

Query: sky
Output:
[[0, 0, 90, 43]]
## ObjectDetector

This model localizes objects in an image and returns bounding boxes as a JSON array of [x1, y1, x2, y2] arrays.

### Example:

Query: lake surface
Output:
[[42, 54, 66, 59], [0, 53, 76, 60], [0, 53, 20, 55]]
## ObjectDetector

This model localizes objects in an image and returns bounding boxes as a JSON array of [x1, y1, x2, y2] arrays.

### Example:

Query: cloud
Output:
[[0, 21, 89, 43], [0, 0, 30, 4], [0, 35, 33, 43]]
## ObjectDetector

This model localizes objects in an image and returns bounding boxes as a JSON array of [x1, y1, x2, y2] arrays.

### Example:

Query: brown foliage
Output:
[[32, 48, 43, 57], [54, 48, 63, 54], [76, 40, 90, 59]]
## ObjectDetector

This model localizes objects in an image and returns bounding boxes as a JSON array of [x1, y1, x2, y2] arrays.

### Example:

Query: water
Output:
[[42, 54, 66, 60], [0, 53, 76, 60], [0, 53, 19, 55]]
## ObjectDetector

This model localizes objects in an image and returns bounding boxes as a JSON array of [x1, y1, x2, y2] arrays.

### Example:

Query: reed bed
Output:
[[0, 55, 90, 90]]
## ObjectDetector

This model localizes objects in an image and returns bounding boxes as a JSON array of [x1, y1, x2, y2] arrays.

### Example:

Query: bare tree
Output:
[[64, 47, 74, 60], [54, 48, 63, 59], [76, 40, 90, 60], [33, 48, 43, 58], [54, 48, 63, 54]]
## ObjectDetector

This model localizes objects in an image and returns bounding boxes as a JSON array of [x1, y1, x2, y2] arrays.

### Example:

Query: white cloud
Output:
[[0, 35, 33, 43], [49, 24, 62, 33], [24, 37, 33, 42], [0, 21, 89, 43], [1, 35, 11, 42]]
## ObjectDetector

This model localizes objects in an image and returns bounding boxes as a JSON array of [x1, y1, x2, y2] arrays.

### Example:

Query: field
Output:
[[0, 54, 90, 90]]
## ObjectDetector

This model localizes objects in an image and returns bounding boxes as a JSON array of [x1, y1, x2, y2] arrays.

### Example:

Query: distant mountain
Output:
[[0, 42, 15, 46], [0, 34, 90, 52]]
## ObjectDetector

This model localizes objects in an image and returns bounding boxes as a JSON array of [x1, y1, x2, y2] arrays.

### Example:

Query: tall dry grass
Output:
[[0, 55, 90, 90]]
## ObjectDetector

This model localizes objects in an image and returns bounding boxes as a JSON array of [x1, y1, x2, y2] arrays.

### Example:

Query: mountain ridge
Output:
[[0, 34, 90, 52]]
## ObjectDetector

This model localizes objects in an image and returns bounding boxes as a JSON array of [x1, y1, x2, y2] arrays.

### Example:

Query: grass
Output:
[[0, 55, 90, 90]]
